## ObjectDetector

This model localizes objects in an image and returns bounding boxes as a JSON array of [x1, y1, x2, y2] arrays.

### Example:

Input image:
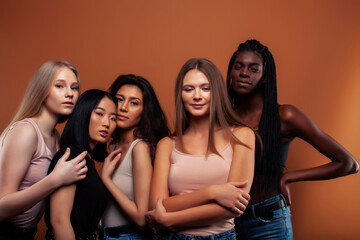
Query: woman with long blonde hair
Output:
[[0, 61, 88, 240]]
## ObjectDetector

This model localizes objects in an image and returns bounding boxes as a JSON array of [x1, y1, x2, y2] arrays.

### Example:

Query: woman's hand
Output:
[[146, 196, 168, 230], [101, 148, 122, 180], [51, 148, 88, 186], [210, 181, 250, 214], [280, 172, 291, 205]]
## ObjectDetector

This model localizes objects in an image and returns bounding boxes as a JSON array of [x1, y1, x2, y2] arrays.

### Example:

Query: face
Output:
[[115, 84, 143, 130], [181, 69, 211, 117], [230, 51, 264, 95], [89, 97, 117, 150], [43, 66, 79, 117]]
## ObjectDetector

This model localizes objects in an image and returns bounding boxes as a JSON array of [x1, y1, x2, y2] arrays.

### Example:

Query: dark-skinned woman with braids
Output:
[[226, 39, 358, 240]]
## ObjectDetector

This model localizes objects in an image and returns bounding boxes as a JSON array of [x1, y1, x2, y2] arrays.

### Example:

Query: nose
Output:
[[119, 101, 128, 112], [102, 115, 110, 128], [239, 67, 250, 77], [193, 88, 202, 101], [65, 86, 74, 98]]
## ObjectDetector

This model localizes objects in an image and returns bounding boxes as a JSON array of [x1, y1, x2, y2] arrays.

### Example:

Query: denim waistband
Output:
[[249, 194, 287, 208], [156, 228, 235, 240]]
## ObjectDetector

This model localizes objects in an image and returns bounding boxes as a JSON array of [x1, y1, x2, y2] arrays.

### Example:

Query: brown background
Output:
[[1, 1, 359, 239]]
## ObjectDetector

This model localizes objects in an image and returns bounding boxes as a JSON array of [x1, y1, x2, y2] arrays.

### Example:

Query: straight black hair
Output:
[[60, 89, 117, 161]]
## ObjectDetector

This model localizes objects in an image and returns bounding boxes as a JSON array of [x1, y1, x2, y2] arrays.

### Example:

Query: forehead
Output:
[[183, 69, 209, 85], [96, 97, 116, 110], [116, 84, 143, 99], [53, 66, 78, 83], [235, 51, 263, 64]]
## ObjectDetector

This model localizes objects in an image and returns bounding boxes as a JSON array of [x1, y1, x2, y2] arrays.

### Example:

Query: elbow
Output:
[[50, 215, 68, 232], [135, 214, 147, 229], [350, 160, 359, 174], [340, 158, 359, 175]]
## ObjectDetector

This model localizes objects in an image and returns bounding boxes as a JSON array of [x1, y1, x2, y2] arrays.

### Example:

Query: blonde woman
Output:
[[0, 61, 88, 240], [148, 58, 256, 240]]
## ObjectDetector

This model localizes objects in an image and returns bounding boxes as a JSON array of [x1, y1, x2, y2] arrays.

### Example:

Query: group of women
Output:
[[0, 39, 358, 240]]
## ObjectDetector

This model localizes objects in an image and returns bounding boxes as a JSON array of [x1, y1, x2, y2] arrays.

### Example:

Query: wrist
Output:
[[207, 185, 218, 203], [47, 172, 62, 189]]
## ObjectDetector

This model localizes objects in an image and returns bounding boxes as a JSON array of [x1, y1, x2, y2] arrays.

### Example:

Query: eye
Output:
[[110, 116, 117, 121], [130, 101, 139, 106], [251, 68, 260, 73], [117, 98, 124, 103], [71, 85, 79, 91], [234, 64, 242, 70], [202, 86, 210, 91], [183, 87, 193, 92], [95, 112, 103, 116], [55, 84, 64, 89]]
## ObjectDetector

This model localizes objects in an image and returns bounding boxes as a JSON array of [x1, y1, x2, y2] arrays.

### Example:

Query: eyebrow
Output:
[[183, 83, 209, 87], [116, 94, 142, 101], [53, 79, 79, 85], [94, 107, 105, 111], [234, 61, 261, 66]]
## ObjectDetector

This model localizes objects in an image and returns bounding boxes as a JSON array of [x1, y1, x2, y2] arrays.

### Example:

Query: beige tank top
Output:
[[102, 139, 143, 227], [0, 118, 56, 228], [168, 139, 234, 236]]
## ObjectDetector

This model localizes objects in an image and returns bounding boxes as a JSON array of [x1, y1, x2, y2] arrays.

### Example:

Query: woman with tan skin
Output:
[[100, 74, 170, 239], [226, 39, 359, 239], [147, 58, 256, 240], [0, 61, 87, 240]]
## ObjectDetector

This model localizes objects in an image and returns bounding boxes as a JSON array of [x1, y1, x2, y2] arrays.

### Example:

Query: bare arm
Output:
[[148, 129, 255, 228], [279, 105, 359, 204], [0, 123, 87, 221], [102, 141, 152, 228], [50, 184, 76, 240]]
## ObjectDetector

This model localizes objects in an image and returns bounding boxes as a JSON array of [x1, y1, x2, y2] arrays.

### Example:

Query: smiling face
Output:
[[43, 66, 80, 117], [181, 69, 211, 118], [88, 97, 117, 150], [230, 51, 264, 95], [115, 84, 144, 131]]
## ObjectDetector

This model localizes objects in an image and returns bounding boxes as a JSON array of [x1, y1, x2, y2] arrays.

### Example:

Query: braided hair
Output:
[[226, 39, 282, 198]]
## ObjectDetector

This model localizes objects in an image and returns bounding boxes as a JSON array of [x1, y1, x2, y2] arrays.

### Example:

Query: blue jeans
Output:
[[100, 225, 151, 240], [235, 195, 293, 240], [154, 228, 236, 240]]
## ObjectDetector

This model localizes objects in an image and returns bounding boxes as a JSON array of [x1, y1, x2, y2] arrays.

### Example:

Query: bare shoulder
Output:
[[231, 126, 255, 144], [133, 140, 150, 153], [2, 122, 38, 151], [157, 136, 173, 149], [279, 104, 307, 124]]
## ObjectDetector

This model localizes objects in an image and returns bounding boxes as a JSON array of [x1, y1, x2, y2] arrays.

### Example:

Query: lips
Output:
[[117, 114, 128, 121], [62, 101, 74, 106], [190, 104, 205, 109], [236, 80, 252, 86], [99, 130, 108, 137]]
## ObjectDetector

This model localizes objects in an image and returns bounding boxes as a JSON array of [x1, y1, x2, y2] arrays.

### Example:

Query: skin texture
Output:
[[115, 84, 143, 130], [0, 67, 88, 222], [50, 97, 116, 240], [230, 51, 359, 204], [147, 70, 255, 229], [101, 84, 152, 228]]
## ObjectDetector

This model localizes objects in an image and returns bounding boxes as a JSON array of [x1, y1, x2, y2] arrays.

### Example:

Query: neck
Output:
[[32, 108, 60, 137], [187, 115, 212, 136], [236, 91, 264, 115], [116, 127, 137, 146]]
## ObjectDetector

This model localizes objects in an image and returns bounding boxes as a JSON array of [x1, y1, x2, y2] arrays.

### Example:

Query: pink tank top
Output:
[[0, 118, 56, 228], [168, 139, 234, 236]]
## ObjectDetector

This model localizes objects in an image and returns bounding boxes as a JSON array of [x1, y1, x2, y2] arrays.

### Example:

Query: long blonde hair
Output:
[[0, 61, 80, 140], [174, 58, 259, 156]]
